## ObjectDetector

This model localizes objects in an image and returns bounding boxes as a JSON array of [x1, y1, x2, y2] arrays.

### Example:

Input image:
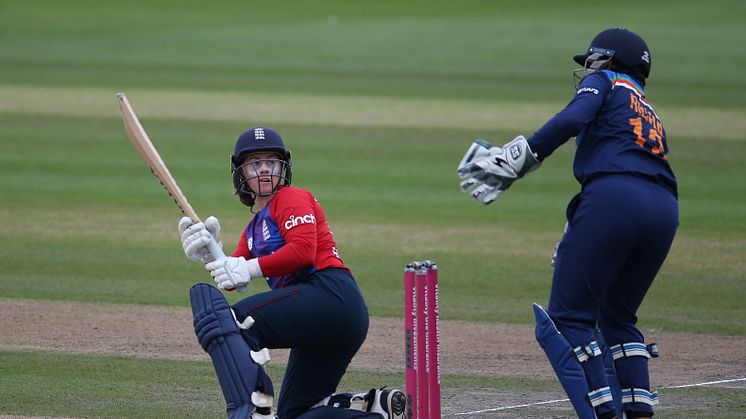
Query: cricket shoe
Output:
[[351, 387, 406, 419]]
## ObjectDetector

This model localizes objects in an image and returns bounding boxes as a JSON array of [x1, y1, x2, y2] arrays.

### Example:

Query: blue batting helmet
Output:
[[231, 127, 290, 165], [230, 127, 292, 207], [573, 28, 651, 80]]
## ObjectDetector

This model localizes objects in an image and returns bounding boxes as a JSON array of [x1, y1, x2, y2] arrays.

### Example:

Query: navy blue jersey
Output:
[[528, 70, 677, 195]]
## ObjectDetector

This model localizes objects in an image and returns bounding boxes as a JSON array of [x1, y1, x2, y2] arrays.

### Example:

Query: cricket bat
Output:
[[116, 92, 246, 293]]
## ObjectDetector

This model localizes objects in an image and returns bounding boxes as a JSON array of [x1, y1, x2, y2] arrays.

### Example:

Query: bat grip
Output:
[[207, 238, 248, 294]]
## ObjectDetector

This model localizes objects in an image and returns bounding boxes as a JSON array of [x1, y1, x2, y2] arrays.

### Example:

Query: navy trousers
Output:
[[548, 174, 678, 416], [231, 268, 370, 419]]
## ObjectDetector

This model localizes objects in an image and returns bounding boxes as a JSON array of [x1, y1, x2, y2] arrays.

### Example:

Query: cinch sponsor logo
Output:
[[577, 87, 599, 95], [284, 213, 316, 230]]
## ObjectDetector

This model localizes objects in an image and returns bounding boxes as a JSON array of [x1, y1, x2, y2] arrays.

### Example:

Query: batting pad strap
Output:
[[588, 386, 614, 407], [610, 342, 659, 360], [574, 341, 602, 362], [594, 329, 622, 417], [621, 388, 659, 406]]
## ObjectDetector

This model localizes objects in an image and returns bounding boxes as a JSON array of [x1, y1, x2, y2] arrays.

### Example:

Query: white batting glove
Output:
[[457, 135, 541, 204], [178, 216, 222, 262], [205, 257, 263, 291]]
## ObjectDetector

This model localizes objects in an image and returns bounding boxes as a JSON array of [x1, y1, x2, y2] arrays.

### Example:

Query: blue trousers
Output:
[[231, 268, 370, 419], [548, 174, 678, 416]]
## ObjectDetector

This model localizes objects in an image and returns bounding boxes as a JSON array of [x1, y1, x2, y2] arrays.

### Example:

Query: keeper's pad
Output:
[[534, 304, 612, 419], [622, 388, 659, 406], [610, 342, 659, 360], [610, 341, 660, 413], [594, 328, 622, 417], [190, 283, 273, 419]]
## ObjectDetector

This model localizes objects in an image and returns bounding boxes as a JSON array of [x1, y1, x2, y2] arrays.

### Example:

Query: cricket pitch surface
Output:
[[2, 299, 744, 418]]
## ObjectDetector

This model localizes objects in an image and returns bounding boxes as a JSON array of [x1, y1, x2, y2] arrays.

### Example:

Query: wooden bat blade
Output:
[[116, 92, 200, 222], [116, 93, 246, 293]]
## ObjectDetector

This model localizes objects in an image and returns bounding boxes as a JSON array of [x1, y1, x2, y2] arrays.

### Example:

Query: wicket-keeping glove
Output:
[[205, 256, 264, 291], [178, 216, 222, 262], [457, 135, 541, 204]]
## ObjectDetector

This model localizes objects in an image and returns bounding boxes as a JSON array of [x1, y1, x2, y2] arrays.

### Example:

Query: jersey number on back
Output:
[[629, 117, 667, 161]]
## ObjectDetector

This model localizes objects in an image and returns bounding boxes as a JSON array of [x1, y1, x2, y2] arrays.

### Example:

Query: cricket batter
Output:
[[457, 28, 678, 418], [179, 127, 405, 419]]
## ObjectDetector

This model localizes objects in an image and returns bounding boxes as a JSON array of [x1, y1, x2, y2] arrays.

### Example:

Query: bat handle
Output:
[[206, 238, 248, 294]]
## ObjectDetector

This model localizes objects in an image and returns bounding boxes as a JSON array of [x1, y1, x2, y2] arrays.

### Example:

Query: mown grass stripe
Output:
[[1, 84, 743, 140]]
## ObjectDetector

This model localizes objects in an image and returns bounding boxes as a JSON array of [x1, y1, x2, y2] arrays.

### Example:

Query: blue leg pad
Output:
[[594, 328, 622, 417], [533, 303, 597, 419], [190, 283, 266, 419], [612, 342, 657, 416]]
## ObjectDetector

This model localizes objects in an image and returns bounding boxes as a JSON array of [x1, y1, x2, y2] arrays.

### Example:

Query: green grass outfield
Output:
[[1, 0, 745, 417]]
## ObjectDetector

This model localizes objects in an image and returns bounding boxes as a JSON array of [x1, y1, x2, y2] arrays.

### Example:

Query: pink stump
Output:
[[426, 264, 441, 418], [404, 266, 417, 419], [415, 267, 429, 419]]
